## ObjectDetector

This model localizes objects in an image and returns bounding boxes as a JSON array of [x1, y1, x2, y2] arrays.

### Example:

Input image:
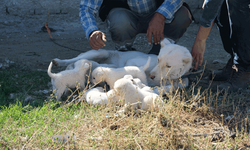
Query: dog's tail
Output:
[[47, 61, 56, 79], [142, 56, 151, 71]]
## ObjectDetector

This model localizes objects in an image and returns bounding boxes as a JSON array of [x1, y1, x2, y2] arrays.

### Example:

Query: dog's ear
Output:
[[182, 54, 192, 64], [160, 42, 165, 48]]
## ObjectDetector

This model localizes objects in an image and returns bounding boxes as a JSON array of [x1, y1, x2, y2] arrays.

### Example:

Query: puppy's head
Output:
[[149, 43, 192, 81], [114, 77, 135, 94], [91, 67, 106, 84]]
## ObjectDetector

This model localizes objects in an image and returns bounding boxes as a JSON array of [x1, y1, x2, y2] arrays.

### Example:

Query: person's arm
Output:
[[191, 21, 214, 70], [79, 0, 106, 50], [191, 0, 225, 69], [155, 0, 183, 20], [146, 0, 183, 45]]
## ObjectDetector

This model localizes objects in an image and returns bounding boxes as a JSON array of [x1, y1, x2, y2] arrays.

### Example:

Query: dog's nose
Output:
[[149, 74, 155, 79]]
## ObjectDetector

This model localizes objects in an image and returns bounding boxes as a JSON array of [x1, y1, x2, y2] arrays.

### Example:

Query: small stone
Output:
[[9, 93, 16, 99], [212, 59, 224, 64], [25, 96, 33, 102]]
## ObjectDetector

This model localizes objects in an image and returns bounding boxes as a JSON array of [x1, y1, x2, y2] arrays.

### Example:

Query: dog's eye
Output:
[[93, 77, 95, 80], [166, 65, 171, 68]]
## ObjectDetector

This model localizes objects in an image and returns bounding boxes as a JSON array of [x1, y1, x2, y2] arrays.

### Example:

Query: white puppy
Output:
[[47, 59, 90, 100], [114, 76, 163, 112], [123, 75, 152, 92], [84, 87, 118, 106], [91, 57, 151, 89]]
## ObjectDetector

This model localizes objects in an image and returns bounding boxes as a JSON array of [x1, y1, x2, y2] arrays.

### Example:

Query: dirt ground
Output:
[[0, 13, 232, 91]]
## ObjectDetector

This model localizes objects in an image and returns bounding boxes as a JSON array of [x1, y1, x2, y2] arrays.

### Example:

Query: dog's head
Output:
[[91, 67, 106, 85], [149, 40, 192, 81], [113, 77, 136, 94]]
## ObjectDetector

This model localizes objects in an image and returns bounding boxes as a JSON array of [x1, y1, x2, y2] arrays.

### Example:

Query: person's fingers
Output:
[[102, 33, 107, 42], [90, 34, 105, 49], [194, 59, 198, 70], [89, 38, 102, 50], [160, 32, 164, 43], [96, 33, 106, 46], [153, 32, 158, 45], [199, 55, 203, 67], [192, 55, 198, 70], [146, 30, 152, 44]]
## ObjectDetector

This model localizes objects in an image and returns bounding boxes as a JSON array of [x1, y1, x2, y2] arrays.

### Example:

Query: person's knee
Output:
[[173, 6, 192, 29], [107, 8, 137, 34]]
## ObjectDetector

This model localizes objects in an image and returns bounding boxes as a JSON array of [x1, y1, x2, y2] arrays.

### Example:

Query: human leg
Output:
[[209, 1, 234, 81], [106, 8, 139, 50], [217, 0, 250, 92]]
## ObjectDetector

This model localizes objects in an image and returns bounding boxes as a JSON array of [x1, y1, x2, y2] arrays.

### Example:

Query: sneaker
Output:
[[218, 65, 250, 92], [209, 58, 233, 81], [148, 44, 161, 55], [148, 38, 176, 55], [115, 43, 136, 51]]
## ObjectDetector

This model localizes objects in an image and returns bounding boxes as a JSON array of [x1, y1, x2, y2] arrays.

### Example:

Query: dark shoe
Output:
[[218, 65, 250, 92], [209, 58, 233, 81], [116, 44, 136, 52], [148, 44, 161, 55]]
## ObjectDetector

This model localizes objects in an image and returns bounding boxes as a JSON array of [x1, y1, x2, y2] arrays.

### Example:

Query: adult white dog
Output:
[[47, 59, 90, 100], [149, 38, 192, 94], [52, 38, 192, 93]]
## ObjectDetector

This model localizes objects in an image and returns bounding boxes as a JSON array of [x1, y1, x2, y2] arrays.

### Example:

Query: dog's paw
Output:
[[52, 59, 59, 66]]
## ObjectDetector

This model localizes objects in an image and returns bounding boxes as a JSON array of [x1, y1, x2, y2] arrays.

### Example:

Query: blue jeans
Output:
[[106, 5, 192, 49]]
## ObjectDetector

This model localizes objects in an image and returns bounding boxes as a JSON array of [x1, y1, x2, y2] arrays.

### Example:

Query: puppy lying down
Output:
[[114, 75, 163, 112], [91, 57, 151, 89], [47, 59, 90, 100], [83, 87, 118, 106]]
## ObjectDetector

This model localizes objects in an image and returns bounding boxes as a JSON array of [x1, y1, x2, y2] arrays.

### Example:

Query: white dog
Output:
[[47, 59, 90, 100], [123, 75, 152, 92], [91, 57, 151, 89], [52, 38, 192, 93], [84, 87, 118, 106], [114, 76, 163, 112], [149, 38, 192, 93]]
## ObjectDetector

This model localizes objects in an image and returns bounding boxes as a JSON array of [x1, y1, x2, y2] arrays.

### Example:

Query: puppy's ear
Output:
[[83, 63, 90, 69], [124, 74, 133, 79]]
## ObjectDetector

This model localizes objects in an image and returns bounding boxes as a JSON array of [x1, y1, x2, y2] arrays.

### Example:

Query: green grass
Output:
[[0, 64, 50, 107], [0, 64, 250, 149]]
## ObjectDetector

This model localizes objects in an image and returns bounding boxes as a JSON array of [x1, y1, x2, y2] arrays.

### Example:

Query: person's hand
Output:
[[89, 30, 107, 50], [191, 38, 206, 70], [146, 12, 165, 45]]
